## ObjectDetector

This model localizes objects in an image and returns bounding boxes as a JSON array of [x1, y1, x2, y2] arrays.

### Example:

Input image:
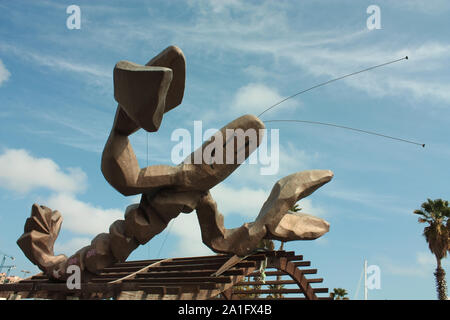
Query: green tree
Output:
[[414, 198, 450, 300], [330, 288, 349, 300], [234, 239, 274, 299]]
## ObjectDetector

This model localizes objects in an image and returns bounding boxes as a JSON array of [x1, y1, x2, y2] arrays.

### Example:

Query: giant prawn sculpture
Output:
[[17, 46, 333, 282]]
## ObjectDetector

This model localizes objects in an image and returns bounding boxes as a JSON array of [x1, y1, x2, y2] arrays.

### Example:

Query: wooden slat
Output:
[[233, 288, 305, 295], [264, 297, 306, 300], [236, 280, 297, 286], [102, 261, 256, 274], [140, 285, 194, 294], [0, 282, 116, 293], [172, 254, 230, 260], [127, 276, 232, 284], [91, 269, 245, 282], [139, 282, 217, 290], [130, 276, 231, 283], [108, 258, 173, 284], [293, 261, 311, 267], [232, 287, 327, 295], [164, 256, 231, 264], [112, 254, 230, 267], [111, 256, 229, 269], [27, 275, 48, 280], [276, 257, 316, 300], [0, 283, 33, 292], [101, 266, 148, 273], [307, 278, 323, 283], [112, 259, 162, 268], [90, 276, 230, 284], [251, 269, 317, 277], [19, 279, 51, 283], [135, 261, 255, 273], [285, 255, 303, 262], [275, 251, 296, 257], [137, 269, 246, 278]]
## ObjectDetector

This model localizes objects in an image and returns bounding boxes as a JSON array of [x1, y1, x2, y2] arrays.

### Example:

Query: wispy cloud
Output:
[[0, 59, 10, 86], [378, 251, 450, 278], [162, 1, 450, 105], [0, 43, 111, 84], [391, 0, 450, 14], [323, 185, 411, 217]]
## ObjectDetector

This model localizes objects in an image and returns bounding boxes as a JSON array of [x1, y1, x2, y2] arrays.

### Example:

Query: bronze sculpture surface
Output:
[[17, 46, 333, 281]]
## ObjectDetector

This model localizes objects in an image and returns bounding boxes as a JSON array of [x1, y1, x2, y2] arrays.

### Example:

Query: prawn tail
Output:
[[17, 203, 142, 282], [17, 204, 68, 280]]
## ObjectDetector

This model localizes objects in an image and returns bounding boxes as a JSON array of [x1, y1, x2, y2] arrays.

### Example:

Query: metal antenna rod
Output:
[[258, 56, 408, 118], [264, 119, 425, 147]]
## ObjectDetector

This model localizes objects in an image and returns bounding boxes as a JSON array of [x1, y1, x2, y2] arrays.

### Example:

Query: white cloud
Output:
[[0, 148, 87, 194], [222, 141, 321, 188], [211, 184, 268, 218], [210, 183, 325, 219], [295, 198, 326, 217], [0, 148, 124, 254], [168, 213, 214, 257], [277, 142, 320, 174], [231, 83, 299, 115], [166, 184, 326, 258], [46, 193, 123, 236], [0, 59, 10, 86], [54, 237, 91, 256]]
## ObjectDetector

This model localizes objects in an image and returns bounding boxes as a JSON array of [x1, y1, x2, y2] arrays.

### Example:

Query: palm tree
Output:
[[414, 198, 450, 300], [330, 288, 349, 300]]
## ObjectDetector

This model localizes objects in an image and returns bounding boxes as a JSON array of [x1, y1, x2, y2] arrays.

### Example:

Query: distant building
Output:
[[0, 272, 22, 284]]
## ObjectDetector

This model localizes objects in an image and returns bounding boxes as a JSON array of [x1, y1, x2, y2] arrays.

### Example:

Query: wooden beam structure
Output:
[[0, 250, 330, 300]]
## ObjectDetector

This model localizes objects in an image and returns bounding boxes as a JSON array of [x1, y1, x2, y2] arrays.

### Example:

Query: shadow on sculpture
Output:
[[17, 46, 333, 282]]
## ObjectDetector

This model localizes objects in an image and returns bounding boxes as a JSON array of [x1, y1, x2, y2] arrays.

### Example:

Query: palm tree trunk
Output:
[[435, 258, 448, 300]]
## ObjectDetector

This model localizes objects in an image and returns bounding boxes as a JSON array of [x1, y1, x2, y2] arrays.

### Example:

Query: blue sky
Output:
[[1, 0, 450, 299]]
